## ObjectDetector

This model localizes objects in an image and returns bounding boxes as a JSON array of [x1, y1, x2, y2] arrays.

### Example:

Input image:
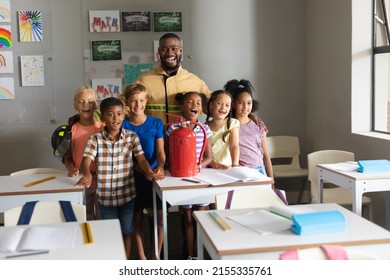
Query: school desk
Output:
[[193, 203, 390, 260], [0, 174, 84, 213], [152, 168, 274, 260], [317, 163, 390, 228], [0, 219, 126, 259]]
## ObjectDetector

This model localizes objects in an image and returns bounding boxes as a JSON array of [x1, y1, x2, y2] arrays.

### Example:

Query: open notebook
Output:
[[195, 166, 271, 186], [0, 226, 77, 257]]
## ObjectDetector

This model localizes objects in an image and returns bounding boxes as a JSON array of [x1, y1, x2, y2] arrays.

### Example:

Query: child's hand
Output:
[[67, 167, 79, 177], [75, 173, 92, 188], [145, 172, 165, 181], [154, 167, 165, 176]]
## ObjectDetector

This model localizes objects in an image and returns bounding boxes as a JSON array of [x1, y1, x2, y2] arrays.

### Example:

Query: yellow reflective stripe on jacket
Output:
[[146, 104, 180, 113]]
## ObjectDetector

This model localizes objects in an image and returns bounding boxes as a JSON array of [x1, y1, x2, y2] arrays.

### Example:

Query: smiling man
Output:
[[135, 33, 211, 125]]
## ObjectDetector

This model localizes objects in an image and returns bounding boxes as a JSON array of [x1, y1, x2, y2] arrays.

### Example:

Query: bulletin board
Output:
[[0, 0, 55, 125], [80, 0, 190, 100]]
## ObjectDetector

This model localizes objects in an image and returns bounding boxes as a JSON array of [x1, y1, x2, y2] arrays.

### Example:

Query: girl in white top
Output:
[[206, 90, 240, 169], [224, 79, 273, 177]]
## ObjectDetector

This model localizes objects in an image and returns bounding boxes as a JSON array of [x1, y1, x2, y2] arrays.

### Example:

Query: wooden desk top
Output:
[[194, 203, 390, 256], [0, 219, 126, 260], [155, 168, 274, 191], [0, 174, 84, 196]]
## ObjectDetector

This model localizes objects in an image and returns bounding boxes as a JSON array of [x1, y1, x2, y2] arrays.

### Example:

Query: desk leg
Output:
[[152, 187, 159, 260], [162, 193, 168, 260], [196, 223, 204, 260], [352, 184, 363, 216], [317, 168, 324, 203]]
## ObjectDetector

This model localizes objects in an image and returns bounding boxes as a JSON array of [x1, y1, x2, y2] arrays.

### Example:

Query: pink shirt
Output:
[[238, 120, 266, 168], [71, 122, 104, 172]]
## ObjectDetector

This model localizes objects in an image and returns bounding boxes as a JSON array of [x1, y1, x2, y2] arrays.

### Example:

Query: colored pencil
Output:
[[23, 176, 56, 187]]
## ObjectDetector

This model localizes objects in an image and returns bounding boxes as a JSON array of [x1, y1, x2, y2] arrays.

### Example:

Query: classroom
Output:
[[1, 0, 390, 263]]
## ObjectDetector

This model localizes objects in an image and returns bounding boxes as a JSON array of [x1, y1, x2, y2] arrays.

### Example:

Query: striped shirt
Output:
[[83, 129, 144, 207], [166, 122, 211, 162]]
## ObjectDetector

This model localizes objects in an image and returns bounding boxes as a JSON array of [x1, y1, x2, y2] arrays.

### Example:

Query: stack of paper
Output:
[[357, 159, 390, 173]]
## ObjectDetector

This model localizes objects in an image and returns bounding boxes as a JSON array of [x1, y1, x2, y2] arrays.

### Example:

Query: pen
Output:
[[24, 176, 56, 187], [181, 178, 201, 184], [6, 250, 50, 259]]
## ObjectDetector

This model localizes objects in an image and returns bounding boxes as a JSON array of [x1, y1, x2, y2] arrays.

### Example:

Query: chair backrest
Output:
[[10, 168, 66, 176], [4, 201, 86, 226], [307, 150, 355, 202], [215, 187, 287, 210], [266, 136, 303, 171]]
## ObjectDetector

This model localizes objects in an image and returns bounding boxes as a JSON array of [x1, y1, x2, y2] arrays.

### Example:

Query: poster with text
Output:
[[89, 10, 120, 32], [121, 11, 151, 32], [18, 11, 43, 42], [20, 55, 44, 86], [153, 12, 182, 32], [0, 51, 13, 73], [0, 25, 11, 48], [92, 78, 122, 100], [0, 0, 11, 23], [0, 77, 14, 99], [124, 63, 153, 85], [91, 40, 121, 61]]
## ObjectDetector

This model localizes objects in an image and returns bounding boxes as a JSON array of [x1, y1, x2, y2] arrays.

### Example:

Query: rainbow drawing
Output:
[[0, 25, 11, 48], [0, 51, 13, 73], [0, 1, 11, 23], [0, 53, 6, 67], [18, 11, 43, 42], [0, 78, 15, 100]]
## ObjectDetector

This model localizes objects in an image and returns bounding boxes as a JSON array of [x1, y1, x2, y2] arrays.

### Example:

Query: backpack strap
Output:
[[17, 201, 39, 225], [59, 200, 77, 222], [225, 190, 234, 209]]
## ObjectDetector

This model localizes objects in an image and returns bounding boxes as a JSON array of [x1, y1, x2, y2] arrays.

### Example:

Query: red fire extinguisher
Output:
[[166, 113, 207, 177]]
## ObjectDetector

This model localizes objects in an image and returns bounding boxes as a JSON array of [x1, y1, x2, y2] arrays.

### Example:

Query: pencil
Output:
[[23, 176, 56, 187], [209, 212, 231, 231], [6, 250, 50, 259]]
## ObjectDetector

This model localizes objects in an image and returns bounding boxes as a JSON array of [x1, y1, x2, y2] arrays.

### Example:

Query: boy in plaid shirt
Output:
[[76, 97, 164, 259]]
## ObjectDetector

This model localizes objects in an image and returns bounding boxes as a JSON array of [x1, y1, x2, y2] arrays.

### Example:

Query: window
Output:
[[373, 0, 390, 132]]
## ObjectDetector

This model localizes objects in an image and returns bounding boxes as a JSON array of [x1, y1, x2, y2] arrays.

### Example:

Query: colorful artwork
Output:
[[121, 12, 151, 32], [18, 11, 43, 42], [0, 25, 11, 48], [92, 78, 122, 100], [0, 77, 14, 99], [91, 40, 121, 61], [89, 10, 120, 32], [0, 51, 13, 73], [0, 0, 11, 23], [124, 63, 153, 85], [20, 55, 45, 86], [153, 12, 182, 32]]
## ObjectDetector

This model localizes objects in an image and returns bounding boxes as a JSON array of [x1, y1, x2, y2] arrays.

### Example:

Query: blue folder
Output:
[[357, 159, 390, 173], [290, 210, 345, 235]]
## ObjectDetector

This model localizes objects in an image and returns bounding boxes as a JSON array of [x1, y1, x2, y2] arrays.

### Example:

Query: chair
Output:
[[215, 187, 287, 210], [10, 168, 66, 176], [4, 201, 86, 226], [266, 136, 308, 204], [307, 150, 373, 220]]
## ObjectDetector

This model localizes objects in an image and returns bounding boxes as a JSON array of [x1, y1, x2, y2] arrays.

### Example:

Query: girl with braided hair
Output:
[[224, 79, 273, 177]]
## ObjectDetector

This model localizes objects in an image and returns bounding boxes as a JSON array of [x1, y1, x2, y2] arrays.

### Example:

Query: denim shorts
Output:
[[258, 165, 267, 176], [99, 199, 135, 235]]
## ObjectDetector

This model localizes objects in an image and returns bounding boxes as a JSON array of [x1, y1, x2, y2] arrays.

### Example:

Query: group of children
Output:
[[63, 79, 272, 260]]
